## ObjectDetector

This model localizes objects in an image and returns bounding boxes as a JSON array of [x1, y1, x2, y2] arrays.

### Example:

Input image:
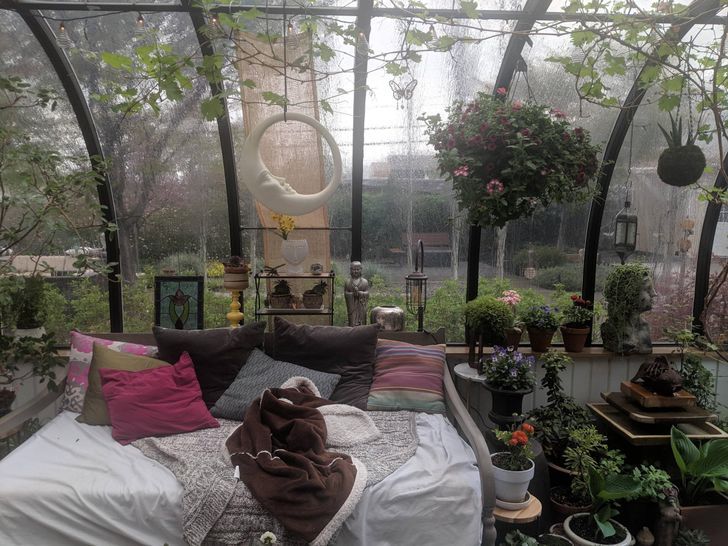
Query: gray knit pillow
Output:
[[211, 349, 341, 420]]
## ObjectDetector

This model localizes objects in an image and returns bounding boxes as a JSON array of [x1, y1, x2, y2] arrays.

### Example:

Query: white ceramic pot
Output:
[[563, 514, 633, 546], [280, 239, 309, 274], [491, 453, 535, 503]]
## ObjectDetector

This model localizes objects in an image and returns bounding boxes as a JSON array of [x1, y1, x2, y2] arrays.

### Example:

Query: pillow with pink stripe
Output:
[[61, 331, 157, 413], [366, 340, 446, 413], [99, 351, 219, 445]]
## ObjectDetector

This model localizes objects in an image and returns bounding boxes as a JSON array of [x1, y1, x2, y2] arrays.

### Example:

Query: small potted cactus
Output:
[[302, 281, 327, 309], [268, 279, 294, 309], [657, 113, 706, 187]]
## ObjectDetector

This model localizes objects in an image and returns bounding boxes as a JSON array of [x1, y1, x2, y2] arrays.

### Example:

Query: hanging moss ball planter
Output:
[[657, 114, 706, 187]]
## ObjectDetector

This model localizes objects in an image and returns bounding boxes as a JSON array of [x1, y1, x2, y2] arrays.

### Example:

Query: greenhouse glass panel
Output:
[[706, 204, 728, 351], [0, 11, 109, 343], [51, 10, 232, 331]]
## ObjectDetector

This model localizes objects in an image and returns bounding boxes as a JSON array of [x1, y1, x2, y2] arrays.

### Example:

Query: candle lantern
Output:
[[614, 199, 638, 264], [405, 240, 428, 332]]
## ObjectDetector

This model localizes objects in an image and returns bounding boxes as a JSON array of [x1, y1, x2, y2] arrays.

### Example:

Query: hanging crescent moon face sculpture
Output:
[[239, 112, 343, 216]]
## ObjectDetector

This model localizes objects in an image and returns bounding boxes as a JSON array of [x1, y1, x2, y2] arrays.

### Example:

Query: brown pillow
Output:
[[271, 317, 379, 409], [77, 343, 170, 426], [153, 323, 266, 408]]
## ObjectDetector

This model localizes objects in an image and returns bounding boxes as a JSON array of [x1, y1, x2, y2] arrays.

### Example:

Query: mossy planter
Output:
[[657, 144, 706, 187], [563, 514, 632, 546], [484, 383, 532, 427], [560, 326, 590, 353], [527, 327, 555, 353]]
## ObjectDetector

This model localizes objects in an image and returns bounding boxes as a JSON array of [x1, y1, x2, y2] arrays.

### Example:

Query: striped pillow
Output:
[[366, 340, 446, 413]]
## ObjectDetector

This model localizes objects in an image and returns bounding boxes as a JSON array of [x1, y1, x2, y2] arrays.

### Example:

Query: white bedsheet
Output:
[[0, 412, 481, 546]]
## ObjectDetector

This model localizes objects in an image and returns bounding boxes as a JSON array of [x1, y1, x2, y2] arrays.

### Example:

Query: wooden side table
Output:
[[493, 495, 543, 524]]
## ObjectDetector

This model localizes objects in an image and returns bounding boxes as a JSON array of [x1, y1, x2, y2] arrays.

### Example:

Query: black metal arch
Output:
[[19, 10, 124, 332], [581, 0, 721, 343], [693, 155, 727, 327], [464, 0, 551, 303], [184, 3, 243, 259]]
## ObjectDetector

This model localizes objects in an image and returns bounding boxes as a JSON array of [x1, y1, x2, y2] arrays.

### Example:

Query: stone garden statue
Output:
[[601, 263, 656, 355], [344, 261, 370, 327]]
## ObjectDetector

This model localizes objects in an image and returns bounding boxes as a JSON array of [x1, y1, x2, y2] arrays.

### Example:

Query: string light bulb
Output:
[[210, 13, 219, 26], [135, 12, 145, 36], [287, 20, 294, 34], [56, 21, 72, 49]]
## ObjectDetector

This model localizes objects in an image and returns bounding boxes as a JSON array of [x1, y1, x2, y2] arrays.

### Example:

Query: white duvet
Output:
[[0, 412, 481, 546]]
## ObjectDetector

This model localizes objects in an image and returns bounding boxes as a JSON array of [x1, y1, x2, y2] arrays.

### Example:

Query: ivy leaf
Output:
[[319, 99, 333, 114], [241, 79, 256, 89], [658, 94, 681, 112], [101, 51, 133, 72], [385, 62, 408, 76], [314, 43, 335, 62], [460, 0, 479, 19], [262, 91, 288, 106], [572, 30, 597, 47], [201, 97, 224, 120], [661, 76, 685, 93]]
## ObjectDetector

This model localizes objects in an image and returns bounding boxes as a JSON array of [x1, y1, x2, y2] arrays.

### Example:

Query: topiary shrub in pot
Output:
[[656, 113, 706, 187], [464, 295, 514, 368]]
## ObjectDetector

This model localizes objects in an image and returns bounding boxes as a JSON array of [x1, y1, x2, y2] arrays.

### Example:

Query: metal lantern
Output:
[[405, 240, 428, 332], [614, 199, 638, 264]]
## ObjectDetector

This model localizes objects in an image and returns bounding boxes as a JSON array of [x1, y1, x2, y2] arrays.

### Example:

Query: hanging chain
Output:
[[282, 0, 288, 121]]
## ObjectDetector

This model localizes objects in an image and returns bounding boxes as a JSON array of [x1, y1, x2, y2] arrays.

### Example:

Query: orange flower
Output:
[[508, 438, 519, 446], [520, 423, 534, 434], [512, 430, 529, 445]]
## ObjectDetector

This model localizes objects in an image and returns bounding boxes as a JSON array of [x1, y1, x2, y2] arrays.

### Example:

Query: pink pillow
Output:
[[61, 331, 157, 413], [99, 352, 219, 445]]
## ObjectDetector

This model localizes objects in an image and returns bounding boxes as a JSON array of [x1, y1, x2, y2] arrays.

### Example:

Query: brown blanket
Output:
[[225, 386, 367, 545]]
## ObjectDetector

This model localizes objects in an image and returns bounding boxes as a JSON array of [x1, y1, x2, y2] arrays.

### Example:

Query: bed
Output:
[[0, 330, 497, 546]]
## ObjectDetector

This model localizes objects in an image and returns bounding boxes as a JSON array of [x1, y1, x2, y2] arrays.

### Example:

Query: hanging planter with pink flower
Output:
[[422, 90, 601, 228]]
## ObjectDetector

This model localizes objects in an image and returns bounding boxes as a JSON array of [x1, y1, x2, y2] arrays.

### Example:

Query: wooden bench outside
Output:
[[388, 232, 452, 266]]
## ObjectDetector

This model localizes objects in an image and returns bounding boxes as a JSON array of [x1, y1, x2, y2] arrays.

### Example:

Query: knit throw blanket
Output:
[[133, 408, 417, 545]]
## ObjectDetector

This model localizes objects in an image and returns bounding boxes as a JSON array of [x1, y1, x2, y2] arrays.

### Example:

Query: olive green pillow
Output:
[[77, 343, 170, 426]]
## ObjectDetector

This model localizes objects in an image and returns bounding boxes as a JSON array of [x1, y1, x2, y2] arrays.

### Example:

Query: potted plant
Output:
[[422, 91, 600, 229], [621, 464, 676, 540], [522, 306, 560, 352], [268, 279, 294, 309], [526, 352, 592, 481], [481, 346, 536, 427], [0, 333, 64, 417], [551, 426, 625, 521], [498, 289, 524, 347], [302, 281, 327, 309], [657, 113, 706, 187], [492, 422, 536, 504], [502, 530, 574, 545], [222, 256, 250, 291], [670, 426, 728, 545], [464, 295, 514, 368], [560, 295, 594, 353], [563, 467, 640, 546]]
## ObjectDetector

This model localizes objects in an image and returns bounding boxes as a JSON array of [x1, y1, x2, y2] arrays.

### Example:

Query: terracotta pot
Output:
[[483, 382, 532, 427], [547, 461, 578, 488], [302, 293, 324, 309], [550, 487, 592, 523], [560, 326, 590, 353], [681, 503, 728, 546], [505, 327, 523, 348], [0, 389, 16, 418], [491, 453, 535, 503], [527, 327, 556, 353], [563, 514, 632, 546]]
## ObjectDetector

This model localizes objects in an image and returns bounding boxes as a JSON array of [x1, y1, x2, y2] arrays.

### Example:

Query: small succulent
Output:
[[657, 113, 706, 187], [272, 279, 292, 295], [674, 528, 709, 546], [304, 280, 327, 296]]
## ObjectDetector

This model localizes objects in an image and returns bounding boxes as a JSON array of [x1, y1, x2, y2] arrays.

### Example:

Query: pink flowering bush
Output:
[[497, 289, 522, 307], [422, 91, 600, 227]]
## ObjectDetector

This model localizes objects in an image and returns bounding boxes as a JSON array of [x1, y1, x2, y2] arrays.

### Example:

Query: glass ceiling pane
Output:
[[51, 9, 232, 330]]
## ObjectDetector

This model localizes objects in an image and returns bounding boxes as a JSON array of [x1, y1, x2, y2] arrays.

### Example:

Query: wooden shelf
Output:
[[256, 308, 333, 315]]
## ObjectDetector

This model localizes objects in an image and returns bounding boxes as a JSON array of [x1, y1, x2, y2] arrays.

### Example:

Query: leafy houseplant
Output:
[[560, 296, 594, 353], [670, 426, 728, 506], [526, 352, 592, 466], [522, 306, 559, 352], [491, 422, 536, 503], [268, 279, 294, 309], [15, 276, 47, 332], [422, 92, 600, 229], [465, 295, 514, 368], [481, 346, 536, 427], [563, 468, 640, 546], [657, 113, 706, 187], [302, 281, 327, 309]]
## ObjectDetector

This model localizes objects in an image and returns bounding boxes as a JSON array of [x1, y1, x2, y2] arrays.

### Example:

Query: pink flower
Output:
[[497, 289, 522, 306], [486, 178, 505, 194], [519, 128, 531, 138], [512, 100, 523, 110], [574, 127, 584, 137], [487, 143, 497, 151], [479, 122, 490, 133], [453, 165, 470, 177], [496, 87, 508, 96], [562, 132, 571, 141], [551, 108, 567, 119]]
